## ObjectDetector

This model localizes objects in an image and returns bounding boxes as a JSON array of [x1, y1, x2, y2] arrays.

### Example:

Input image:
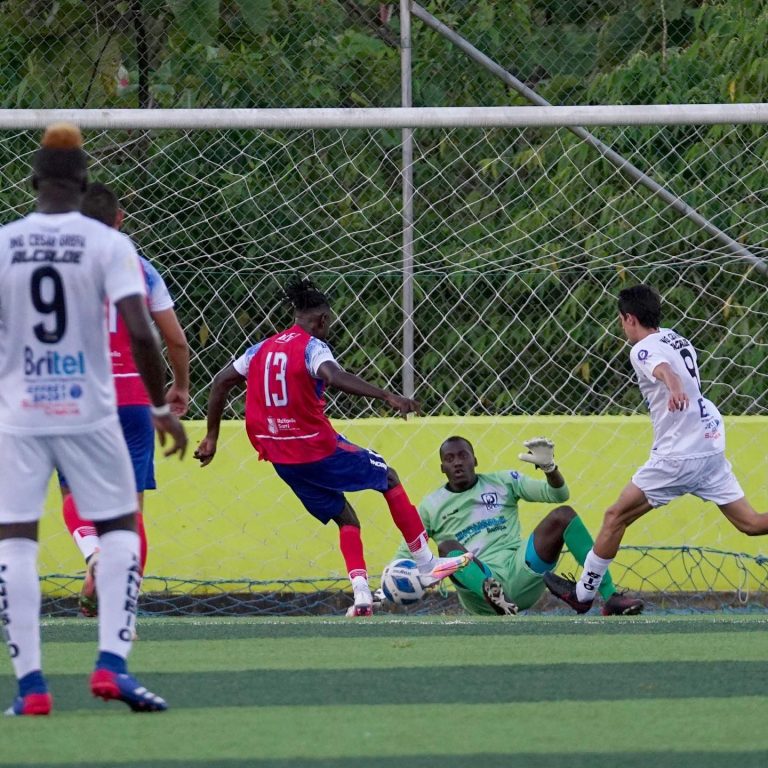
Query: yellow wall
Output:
[[38, 416, 768, 593]]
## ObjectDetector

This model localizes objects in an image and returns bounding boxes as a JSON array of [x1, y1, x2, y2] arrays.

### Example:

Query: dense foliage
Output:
[[0, 1, 765, 418]]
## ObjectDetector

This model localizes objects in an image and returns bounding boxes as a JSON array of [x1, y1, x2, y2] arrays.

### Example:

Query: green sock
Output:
[[563, 515, 616, 599], [446, 549, 487, 597]]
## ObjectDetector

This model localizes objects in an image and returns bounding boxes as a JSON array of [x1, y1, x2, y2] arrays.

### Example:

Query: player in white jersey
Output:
[[544, 284, 768, 613], [0, 123, 186, 715]]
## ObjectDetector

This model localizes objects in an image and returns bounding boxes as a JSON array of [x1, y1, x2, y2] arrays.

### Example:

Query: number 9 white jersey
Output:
[[0, 211, 146, 435], [630, 328, 725, 458]]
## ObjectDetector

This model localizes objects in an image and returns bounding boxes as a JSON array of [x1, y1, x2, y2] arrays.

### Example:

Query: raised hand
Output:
[[518, 437, 556, 473]]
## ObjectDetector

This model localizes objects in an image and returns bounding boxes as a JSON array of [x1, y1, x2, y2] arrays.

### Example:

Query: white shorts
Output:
[[632, 452, 744, 508], [0, 421, 137, 524]]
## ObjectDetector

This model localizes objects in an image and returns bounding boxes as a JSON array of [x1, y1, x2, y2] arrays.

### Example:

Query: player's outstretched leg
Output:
[[91, 655, 167, 712], [419, 551, 474, 585]]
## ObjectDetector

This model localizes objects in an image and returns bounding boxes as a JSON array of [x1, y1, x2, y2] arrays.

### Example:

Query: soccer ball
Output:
[[381, 558, 425, 606]]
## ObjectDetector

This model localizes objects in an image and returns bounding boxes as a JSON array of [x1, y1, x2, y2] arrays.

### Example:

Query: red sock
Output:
[[383, 485, 428, 551], [137, 512, 147, 575], [339, 525, 367, 580], [62, 493, 97, 540]]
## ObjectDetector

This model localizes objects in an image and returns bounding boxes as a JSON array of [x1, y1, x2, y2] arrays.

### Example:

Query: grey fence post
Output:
[[401, 0, 416, 399]]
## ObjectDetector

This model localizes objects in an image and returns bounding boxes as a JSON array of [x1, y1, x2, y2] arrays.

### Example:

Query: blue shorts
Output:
[[273, 437, 389, 524], [59, 405, 156, 494]]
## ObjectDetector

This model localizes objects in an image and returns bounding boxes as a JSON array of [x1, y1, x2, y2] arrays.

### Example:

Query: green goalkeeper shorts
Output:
[[454, 543, 546, 615]]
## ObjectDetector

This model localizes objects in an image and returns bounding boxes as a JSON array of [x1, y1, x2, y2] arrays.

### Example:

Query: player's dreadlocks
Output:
[[32, 122, 88, 190], [282, 275, 331, 314]]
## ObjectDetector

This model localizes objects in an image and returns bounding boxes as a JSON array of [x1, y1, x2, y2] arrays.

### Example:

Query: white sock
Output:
[[406, 533, 435, 571], [73, 530, 99, 562], [350, 575, 369, 591], [351, 575, 371, 603], [96, 530, 141, 659], [576, 548, 614, 602], [0, 538, 41, 680]]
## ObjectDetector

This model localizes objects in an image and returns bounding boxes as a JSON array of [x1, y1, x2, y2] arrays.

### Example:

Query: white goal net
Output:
[[2, 105, 766, 614]]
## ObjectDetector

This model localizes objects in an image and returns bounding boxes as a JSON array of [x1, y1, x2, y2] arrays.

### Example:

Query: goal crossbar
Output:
[[1, 104, 767, 130]]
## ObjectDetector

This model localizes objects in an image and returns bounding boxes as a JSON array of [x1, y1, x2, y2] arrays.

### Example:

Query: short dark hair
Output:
[[282, 275, 330, 314], [440, 435, 475, 457], [81, 182, 120, 226], [618, 284, 661, 329]]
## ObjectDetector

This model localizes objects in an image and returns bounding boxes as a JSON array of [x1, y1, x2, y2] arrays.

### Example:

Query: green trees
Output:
[[0, 1, 765, 417]]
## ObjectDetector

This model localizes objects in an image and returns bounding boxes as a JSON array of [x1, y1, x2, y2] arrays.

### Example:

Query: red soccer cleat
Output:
[[5, 692, 52, 717]]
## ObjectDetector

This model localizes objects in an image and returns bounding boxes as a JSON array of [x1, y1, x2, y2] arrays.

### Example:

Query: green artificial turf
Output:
[[1, 616, 766, 767]]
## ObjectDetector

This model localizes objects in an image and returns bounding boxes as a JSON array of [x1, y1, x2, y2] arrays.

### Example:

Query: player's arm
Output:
[[151, 307, 190, 416], [652, 362, 689, 412], [317, 361, 418, 416], [116, 294, 187, 458], [194, 363, 246, 467]]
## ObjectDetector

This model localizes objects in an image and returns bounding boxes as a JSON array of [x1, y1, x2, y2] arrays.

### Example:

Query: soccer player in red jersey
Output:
[[194, 275, 471, 616], [58, 183, 190, 617]]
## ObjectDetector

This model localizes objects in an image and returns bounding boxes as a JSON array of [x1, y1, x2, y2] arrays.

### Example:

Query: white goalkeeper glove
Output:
[[518, 437, 557, 473]]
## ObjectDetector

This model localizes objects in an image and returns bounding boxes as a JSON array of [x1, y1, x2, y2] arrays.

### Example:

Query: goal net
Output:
[[2, 105, 766, 615]]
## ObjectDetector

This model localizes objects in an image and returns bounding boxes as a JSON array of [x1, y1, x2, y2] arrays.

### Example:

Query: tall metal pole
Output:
[[411, 2, 767, 274], [400, 0, 416, 399]]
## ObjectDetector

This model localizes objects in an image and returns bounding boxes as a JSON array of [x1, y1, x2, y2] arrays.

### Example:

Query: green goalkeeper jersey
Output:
[[395, 470, 569, 571]]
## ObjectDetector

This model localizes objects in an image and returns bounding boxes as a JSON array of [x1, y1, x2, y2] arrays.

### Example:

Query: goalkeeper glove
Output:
[[518, 437, 557, 473]]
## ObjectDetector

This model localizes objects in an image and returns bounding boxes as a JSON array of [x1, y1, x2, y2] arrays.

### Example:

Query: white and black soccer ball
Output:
[[380, 558, 425, 606]]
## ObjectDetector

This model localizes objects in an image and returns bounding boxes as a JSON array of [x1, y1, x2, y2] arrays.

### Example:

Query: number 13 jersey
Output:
[[630, 328, 725, 458], [0, 212, 146, 435], [236, 324, 339, 464]]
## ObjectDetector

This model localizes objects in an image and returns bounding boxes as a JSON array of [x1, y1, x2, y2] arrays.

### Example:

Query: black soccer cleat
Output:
[[543, 571, 594, 614], [602, 591, 644, 616], [482, 578, 518, 616]]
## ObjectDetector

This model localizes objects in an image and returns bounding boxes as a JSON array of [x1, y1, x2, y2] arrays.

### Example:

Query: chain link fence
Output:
[[2, 1, 768, 615], [0, 1, 760, 113]]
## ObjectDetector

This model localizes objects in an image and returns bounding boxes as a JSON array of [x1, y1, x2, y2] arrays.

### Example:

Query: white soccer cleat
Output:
[[345, 585, 374, 617], [418, 552, 474, 586]]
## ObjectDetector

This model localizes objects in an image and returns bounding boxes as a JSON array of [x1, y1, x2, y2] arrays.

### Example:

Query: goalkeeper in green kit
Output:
[[387, 436, 643, 616]]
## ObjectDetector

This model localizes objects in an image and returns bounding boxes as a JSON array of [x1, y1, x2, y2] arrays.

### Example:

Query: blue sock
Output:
[[18, 670, 47, 697], [95, 651, 127, 674]]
